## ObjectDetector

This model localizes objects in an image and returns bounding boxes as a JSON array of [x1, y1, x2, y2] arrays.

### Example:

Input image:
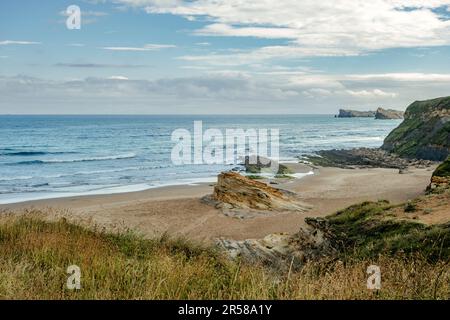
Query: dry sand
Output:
[[0, 164, 437, 243]]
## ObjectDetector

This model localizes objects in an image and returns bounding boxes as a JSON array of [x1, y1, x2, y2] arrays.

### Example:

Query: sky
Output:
[[1, 0, 450, 114]]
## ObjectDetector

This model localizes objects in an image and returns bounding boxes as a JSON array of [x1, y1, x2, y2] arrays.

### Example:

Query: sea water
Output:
[[0, 115, 401, 204]]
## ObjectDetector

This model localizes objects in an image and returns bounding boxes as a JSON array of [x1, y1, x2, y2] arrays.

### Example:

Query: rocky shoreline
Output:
[[302, 147, 436, 171], [216, 95, 450, 269], [217, 159, 450, 269]]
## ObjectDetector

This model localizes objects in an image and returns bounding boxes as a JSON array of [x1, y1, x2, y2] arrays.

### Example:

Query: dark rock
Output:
[[243, 155, 291, 175], [303, 148, 435, 169]]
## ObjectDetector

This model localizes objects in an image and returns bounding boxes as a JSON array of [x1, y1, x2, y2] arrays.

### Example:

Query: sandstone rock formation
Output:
[[217, 217, 337, 270], [203, 172, 311, 218], [375, 108, 404, 120], [337, 109, 375, 118], [382, 96, 450, 161]]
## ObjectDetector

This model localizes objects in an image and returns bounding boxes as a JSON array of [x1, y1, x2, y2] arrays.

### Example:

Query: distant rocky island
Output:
[[337, 109, 375, 118], [337, 107, 404, 119], [375, 108, 404, 119]]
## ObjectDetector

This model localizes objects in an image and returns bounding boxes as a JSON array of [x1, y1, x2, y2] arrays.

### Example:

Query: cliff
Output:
[[375, 108, 404, 119], [382, 96, 450, 161], [337, 109, 375, 118]]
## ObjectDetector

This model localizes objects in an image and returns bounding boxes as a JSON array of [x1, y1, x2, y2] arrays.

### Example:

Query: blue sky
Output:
[[1, 0, 450, 114]]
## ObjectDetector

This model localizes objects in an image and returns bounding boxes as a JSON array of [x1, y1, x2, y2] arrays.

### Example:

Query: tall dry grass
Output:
[[0, 213, 448, 300]]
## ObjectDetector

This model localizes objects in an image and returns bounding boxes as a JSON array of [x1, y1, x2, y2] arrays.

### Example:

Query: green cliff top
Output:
[[382, 96, 450, 160], [433, 157, 450, 177]]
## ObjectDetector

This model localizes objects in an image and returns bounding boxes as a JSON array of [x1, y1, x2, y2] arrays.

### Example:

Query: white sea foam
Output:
[[288, 171, 315, 179], [0, 176, 34, 182], [42, 153, 137, 163]]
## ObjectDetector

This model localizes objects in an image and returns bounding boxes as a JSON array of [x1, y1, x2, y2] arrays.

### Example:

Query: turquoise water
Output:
[[0, 115, 401, 204]]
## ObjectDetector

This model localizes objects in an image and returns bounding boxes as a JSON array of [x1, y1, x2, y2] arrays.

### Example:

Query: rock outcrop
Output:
[[337, 109, 375, 118], [375, 108, 404, 120], [428, 156, 450, 193], [382, 96, 450, 161], [243, 155, 291, 175], [304, 147, 435, 170], [217, 217, 337, 270], [203, 172, 311, 218]]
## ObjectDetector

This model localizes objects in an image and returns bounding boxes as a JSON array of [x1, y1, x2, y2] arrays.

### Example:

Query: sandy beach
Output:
[[0, 163, 436, 243]]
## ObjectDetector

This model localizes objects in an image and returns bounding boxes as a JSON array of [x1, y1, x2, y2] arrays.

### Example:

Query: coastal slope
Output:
[[382, 96, 450, 160]]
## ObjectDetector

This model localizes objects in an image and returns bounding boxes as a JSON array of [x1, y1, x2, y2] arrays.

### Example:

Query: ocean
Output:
[[0, 115, 401, 204]]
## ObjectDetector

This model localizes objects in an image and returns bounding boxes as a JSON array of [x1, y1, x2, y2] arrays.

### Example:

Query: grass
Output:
[[404, 201, 418, 213], [324, 201, 450, 262], [0, 211, 449, 300], [433, 157, 450, 177]]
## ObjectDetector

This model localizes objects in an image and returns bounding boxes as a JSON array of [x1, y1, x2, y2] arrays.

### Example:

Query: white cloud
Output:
[[112, 0, 450, 63], [102, 44, 176, 51], [194, 23, 299, 39], [108, 75, 130, 80], [0, 40, 41, 45], [346, 73, 450, 82], [346, 89, 398, 98], [179, 45, 358, 66], [3, 70, 450, 113]]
